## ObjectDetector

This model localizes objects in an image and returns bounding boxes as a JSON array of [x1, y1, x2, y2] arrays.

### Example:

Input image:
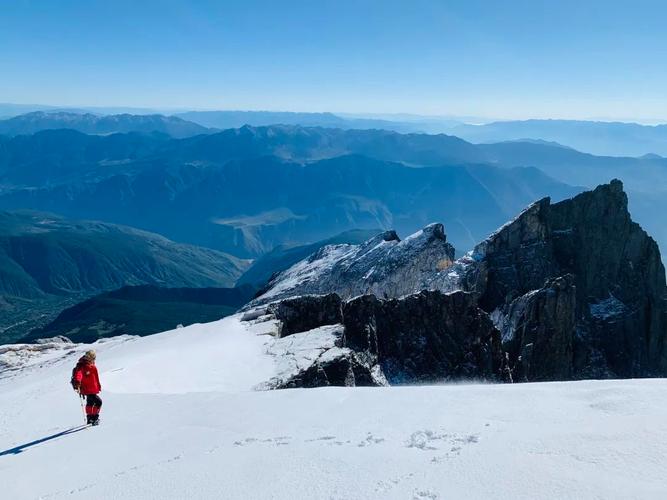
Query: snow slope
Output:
[[1, 316, 667, 499]]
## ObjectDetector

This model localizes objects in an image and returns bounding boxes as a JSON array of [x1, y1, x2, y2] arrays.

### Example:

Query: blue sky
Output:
[[1, 0, 666, 121]]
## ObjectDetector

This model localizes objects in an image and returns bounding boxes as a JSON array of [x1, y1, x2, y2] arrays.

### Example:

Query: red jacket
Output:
[[73, 358, 101, 395]]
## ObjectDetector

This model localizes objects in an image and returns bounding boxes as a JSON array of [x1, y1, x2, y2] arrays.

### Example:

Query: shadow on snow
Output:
[[0, 426, 89, 457]]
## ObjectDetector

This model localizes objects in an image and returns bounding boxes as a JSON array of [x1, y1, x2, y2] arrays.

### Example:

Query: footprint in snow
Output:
[[413, 489, 438, 500], [233, 437, 256, 446], [406, 430, 449, 451], [233, 436, 292, 446], [306, 435, 337, 442], [375, 472, 415, 493], [357, 432, 385, 447], [407, 430, 480, 454], [430, 446, 463, 463]]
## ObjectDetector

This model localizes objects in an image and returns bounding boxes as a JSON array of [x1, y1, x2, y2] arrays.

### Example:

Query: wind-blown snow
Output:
[[2, 316, 667, 499]]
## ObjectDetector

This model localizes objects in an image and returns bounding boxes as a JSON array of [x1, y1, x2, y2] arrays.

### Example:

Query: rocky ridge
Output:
[[243, 180, 667, 387], [248, 223, 456, 307]]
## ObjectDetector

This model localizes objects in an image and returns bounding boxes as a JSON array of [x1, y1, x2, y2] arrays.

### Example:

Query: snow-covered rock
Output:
[[258, 324, 385, 389], [247, 223, 456, 308]]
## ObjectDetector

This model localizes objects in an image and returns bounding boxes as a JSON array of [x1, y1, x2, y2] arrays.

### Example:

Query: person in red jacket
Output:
[[71, 350, 102, 425]]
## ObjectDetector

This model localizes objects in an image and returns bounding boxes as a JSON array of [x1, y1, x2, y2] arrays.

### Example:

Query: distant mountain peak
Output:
[[640, 153, 664, 160], [498, 138, 575, 150], [0, 111, 210, 138]]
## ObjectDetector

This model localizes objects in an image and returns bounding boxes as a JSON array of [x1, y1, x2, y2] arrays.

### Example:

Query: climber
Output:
[[71, 350, 103, 426]]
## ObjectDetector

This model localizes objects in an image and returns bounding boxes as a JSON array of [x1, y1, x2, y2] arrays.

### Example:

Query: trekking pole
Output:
[[78, 391, 87, 425]]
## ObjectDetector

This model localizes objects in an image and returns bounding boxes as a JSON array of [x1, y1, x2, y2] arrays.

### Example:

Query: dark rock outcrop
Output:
[[258, 290, 505, 388], [497, 275, 576, 381], [276, 353, 378, 389], [268, 294, 343, 337], [468, 180, 667, 379], [466, 198, 557, 312], [343, 290, 505, 384]]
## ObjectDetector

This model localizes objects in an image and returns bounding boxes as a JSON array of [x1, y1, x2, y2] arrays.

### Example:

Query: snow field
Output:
[[1, 315, 666, 499]]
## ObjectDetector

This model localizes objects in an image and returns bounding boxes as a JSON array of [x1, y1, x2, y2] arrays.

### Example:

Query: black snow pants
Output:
[[85, 394, 102, 423]]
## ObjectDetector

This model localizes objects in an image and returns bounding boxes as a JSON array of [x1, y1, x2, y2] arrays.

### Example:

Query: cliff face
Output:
[[247, 181, 667, 385], [494, 275, 577, 381], [262, 290, 504, 388], [468, 180, 667, 379], [342, 290, 505, 384], [550, 181, 667, 376]]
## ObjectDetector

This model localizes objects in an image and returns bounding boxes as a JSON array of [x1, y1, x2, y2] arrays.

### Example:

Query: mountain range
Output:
[[0, 111, 210, 138], [3, 106, 667, 157], [0, 130, 581, 257], [448, 119, 667, 157], [2, 123, 665, 257]]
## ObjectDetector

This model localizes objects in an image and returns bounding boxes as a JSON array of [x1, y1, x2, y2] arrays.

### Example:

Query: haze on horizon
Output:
[[2, 0, 667, 123]]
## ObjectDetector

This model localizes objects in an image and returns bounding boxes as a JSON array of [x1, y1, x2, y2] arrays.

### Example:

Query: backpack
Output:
[[70, 362, 81, 390]]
